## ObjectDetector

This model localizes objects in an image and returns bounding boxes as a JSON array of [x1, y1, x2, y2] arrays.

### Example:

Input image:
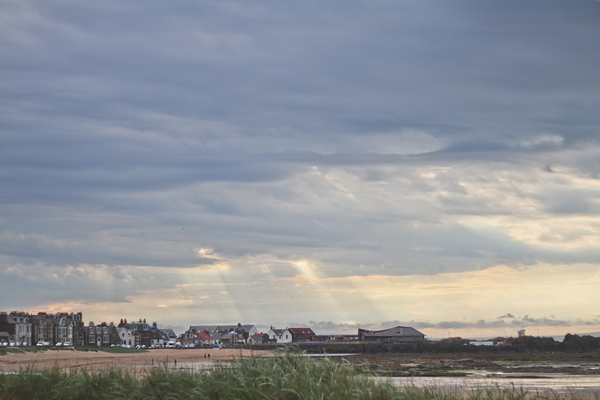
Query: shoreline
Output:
[[0, 348, 273, 372], [2, 347, 600, 374]]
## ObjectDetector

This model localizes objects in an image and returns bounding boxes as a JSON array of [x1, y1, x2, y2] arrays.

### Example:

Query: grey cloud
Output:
[[1, 0, 600, 310], [0, 261, 194, 311], [498, 313, 515, 319]]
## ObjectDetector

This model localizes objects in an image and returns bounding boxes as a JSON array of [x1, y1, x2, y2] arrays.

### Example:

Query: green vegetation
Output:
[[0, 348, 22, 356], [71, 346, 146, 354], [0, 353, 598, 400], [0, 346, 44, 356], [97, 347, 147, 354], [0, 345, 143, 356], [282, 333, 600, 355], [492, 361, 550, 366]]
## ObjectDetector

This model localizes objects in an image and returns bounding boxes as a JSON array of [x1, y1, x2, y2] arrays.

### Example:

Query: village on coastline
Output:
[[3, 310, 597, 353], [0, 310, 429, 349]]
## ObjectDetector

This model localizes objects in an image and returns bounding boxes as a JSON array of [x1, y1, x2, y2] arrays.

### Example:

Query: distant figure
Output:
[[208, 353, 210, 359], [174, 359, 177, 368], [204, 354, 206, 359]]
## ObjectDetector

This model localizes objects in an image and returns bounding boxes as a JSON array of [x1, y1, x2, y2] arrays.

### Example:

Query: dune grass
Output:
[[0, 352, 597, 400]]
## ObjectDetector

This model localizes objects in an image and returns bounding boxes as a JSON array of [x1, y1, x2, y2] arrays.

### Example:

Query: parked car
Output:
[[55, 342, 63, 347], [36, 341, 46, 346], [63, 341, 71, 347]]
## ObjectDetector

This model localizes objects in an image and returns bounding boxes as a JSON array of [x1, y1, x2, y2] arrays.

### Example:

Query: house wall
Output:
[[0, 314, 16, 343], [267, 329, 292, 343], [117, 327, 134, 347], [12, 315, 32, 345]]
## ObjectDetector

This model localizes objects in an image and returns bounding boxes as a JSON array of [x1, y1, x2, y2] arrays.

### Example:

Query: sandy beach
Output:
[[0, 348, 274, 372]]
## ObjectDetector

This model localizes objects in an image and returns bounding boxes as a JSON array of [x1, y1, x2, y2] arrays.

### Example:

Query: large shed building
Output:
[[358, 326, 425, 342]]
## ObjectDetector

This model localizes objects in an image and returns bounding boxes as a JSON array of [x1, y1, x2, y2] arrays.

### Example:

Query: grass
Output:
[[73, 346, 146, 353], [0, 345, 144, 356], [493, 361, 551, 366], [0, 352, 598, 400], [97, 347, 147, 354], [0, 347, 44, 356]]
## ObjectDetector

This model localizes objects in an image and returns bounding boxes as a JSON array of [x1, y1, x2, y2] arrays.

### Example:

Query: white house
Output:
[[117, 325, 134, 347], [161, 328, 178, 345], [9, 314, 32, 346], [267, 328, 292, 343], [54, 317, 74, 345]]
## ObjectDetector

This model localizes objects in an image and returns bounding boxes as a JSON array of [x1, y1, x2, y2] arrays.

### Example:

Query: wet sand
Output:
[[348, 352, 600, 376], [0, 348, 274, 372]]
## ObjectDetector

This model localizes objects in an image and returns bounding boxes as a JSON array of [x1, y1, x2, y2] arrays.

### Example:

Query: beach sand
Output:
[[0, 348, 273, 372]]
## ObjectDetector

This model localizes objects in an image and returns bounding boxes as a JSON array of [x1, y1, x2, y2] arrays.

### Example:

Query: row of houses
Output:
[[179, 324, 425, 346], [178, 325, 426, 346], [0, 312, 85, 346], [0, 312, 177, 348], [2, 310, 426, 347], [84, 319, 177, 348], [178, 324, 319, 347]]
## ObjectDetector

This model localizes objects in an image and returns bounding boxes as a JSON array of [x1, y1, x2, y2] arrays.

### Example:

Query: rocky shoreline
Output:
[[342, 352, 600, 377]]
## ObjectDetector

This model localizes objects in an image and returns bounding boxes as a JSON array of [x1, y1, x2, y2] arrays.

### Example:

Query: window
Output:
[[89, 335, 95, 344], [103, 335, 109, 343]]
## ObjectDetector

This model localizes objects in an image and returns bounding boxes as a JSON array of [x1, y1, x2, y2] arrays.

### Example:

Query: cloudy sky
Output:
[[2, 0, 600, 338]]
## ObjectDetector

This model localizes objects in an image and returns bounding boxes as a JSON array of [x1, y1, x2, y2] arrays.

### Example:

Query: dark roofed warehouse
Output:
[[358, 326, 425, 342]]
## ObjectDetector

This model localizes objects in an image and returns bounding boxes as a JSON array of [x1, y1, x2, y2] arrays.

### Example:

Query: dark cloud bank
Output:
[[1, 1, 600, 315]]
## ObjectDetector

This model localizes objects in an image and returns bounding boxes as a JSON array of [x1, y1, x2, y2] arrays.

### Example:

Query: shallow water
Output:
[[376, 371, 600, 394]]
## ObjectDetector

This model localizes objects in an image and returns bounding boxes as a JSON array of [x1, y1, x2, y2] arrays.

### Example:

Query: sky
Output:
[[1, 0, 600, 339]]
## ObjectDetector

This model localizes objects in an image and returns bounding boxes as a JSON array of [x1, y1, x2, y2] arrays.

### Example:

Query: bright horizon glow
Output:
[[28, 262, 600, 338]]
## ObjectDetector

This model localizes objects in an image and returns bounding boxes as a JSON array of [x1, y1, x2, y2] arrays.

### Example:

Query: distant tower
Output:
[[518, 329, 526, 337]]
